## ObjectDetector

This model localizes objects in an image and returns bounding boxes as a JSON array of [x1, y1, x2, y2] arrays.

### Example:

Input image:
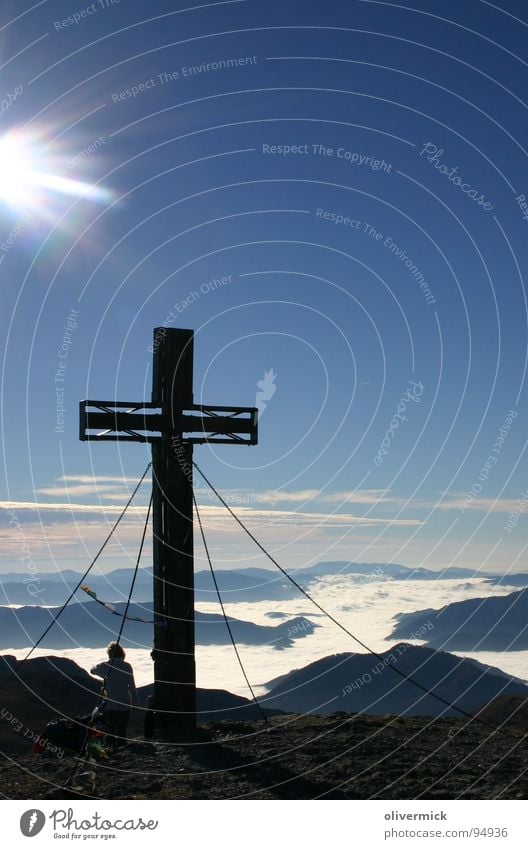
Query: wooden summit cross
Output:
[[79, 328, 258, 735]]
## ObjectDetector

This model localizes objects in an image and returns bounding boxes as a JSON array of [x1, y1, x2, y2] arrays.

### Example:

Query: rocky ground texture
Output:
[[1, 711, 527, 800]]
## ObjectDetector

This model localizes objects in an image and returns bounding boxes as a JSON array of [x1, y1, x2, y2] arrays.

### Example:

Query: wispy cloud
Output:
[[0, 500, 421, 527], [0, 501, 147, 518], [0, 479, 425, 572], [195, 487, 398, 507], [35, 474, 140, 500], [36, 475, 399, 507], [33, 473, 406, 510], [35, 485, 131, 498], [434, 495, 523, 514], [198, 504, 423, 528], [59, 475, 142, 484], [0, 496, 422, 574]]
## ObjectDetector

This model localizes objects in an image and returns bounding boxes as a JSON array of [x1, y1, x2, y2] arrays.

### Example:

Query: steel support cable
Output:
[[68, 488, 153, 790], [193, 491, 268, 723], [0, 462, 152, 692], [112, 491, 153, 655], [193, 461, 524, 741], [90, 490, 153, 736]]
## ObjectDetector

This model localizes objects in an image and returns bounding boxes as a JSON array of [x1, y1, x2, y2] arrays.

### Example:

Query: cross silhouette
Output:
[[80, 328, 258, 735]]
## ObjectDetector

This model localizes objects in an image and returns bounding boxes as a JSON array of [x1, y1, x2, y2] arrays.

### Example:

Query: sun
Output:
[[0, 130, 112, 214], [0, 133, 35, 206]]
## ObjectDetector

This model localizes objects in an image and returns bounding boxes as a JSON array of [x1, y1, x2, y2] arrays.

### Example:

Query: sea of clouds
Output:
[[4, 576, 527, 697]]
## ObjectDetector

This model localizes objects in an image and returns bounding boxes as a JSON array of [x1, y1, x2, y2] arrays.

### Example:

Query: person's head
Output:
[[106, 642, 125, 660]]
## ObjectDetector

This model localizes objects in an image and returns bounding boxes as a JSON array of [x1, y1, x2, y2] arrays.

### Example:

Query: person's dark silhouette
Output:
[[91, 642, 137, 749]]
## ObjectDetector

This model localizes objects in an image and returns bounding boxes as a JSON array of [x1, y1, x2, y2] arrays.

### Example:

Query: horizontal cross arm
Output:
[[179, 405, 258, 444], [79, 401, 163, 442], [80, 401, 258, 445]]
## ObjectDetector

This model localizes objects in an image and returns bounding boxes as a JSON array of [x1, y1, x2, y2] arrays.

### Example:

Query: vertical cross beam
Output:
[[151, 328, 196, 733]]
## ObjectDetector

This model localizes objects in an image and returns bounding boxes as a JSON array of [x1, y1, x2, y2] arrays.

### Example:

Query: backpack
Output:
[[34, 716, 90, 755]]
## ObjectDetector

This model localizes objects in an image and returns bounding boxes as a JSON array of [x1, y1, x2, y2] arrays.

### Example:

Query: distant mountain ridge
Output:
[[263, 643, 528, 717], [2, 561, 525, 606], [0, 601, 318, 650], [0, 566, 299, 605], [388, 588, 528, 651]]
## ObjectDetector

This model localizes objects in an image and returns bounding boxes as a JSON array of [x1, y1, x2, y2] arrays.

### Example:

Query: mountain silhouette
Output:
[[2, 651, 528, 800], [0, 567, 300, 605], [0, 601, 317, 650], [388, 588, 528, 650], [262, 643, 528, 717], [0, 654, 280, 756], [2, 561, 521, 607]]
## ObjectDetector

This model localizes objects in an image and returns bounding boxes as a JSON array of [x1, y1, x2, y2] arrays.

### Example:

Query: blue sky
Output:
[[1, 0, 527, 575]]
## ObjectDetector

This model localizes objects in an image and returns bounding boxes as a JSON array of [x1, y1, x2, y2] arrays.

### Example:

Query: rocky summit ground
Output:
[[1, 712, 527, 800]]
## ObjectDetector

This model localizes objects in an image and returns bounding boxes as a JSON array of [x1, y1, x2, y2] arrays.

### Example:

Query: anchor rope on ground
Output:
[[193, 491, 268, 723]]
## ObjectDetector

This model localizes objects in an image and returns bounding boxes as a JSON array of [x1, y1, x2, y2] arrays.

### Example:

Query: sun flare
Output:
[[0, 130, 112, 214], [0, 134, 35, 205]]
